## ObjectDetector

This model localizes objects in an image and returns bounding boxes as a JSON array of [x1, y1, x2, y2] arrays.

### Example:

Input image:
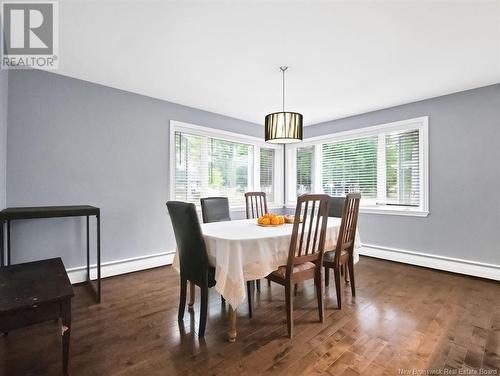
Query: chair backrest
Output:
[[200, 197, 231, 223], [328, 196, 345, 218], [245, 192, 268, 219], [166, 201, 211, 286], [286, 194, 330, 276], [333, 193, 361, 263]]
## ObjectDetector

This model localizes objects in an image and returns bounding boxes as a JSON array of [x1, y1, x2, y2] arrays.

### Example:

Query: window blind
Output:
[[174, 131, 253, 205], [260, 148, 274, 203], [321, 136, 378, 198], [385, 129, 420, 206], [174, 131, 205, 204], [296, 146, 314, 195]]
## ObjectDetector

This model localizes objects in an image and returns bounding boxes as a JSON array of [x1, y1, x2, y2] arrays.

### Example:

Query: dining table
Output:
[[173, 217, 361, 342]]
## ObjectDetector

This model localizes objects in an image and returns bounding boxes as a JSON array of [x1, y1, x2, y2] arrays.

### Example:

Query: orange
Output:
[[261, 218, 271, 225], [270, 217, 280, 225]]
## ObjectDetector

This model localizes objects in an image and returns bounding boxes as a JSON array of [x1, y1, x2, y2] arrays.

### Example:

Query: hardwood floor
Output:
[[1, 256, 499, 375]]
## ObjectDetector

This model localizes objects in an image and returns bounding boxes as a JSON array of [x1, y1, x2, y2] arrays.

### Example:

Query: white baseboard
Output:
[[66, 244, 499, 285], [66, 251, 176, 284], [360, 244, 500, 281]]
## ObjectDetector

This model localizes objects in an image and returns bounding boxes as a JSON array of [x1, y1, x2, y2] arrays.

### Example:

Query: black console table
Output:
[[0, 205, 101, 303]]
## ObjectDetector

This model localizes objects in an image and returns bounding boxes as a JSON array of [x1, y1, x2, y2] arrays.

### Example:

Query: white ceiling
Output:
[[54, 0, 500, 125]]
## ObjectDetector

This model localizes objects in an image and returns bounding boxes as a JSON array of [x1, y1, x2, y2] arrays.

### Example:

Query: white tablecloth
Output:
[[173, 218, 361, 309]]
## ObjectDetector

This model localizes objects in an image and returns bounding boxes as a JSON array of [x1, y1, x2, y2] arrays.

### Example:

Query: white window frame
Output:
[[169, 120, 284, 210], [286, 117, 429, 217]]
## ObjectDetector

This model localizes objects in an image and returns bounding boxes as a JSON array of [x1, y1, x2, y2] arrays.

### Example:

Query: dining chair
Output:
[[244, 191, 268, 219], [200, 197, 231, 223], [200, 197, 256, 318], [244, 191, 269, 291], [167, 201, 214, 337], [323, 193, 361, 309], [266, 194, 330, 338], [328, 196, 345, 218], [328, 196, 346, 277]]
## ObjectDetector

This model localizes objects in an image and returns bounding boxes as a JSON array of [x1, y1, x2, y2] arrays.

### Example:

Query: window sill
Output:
[[167, 204, 284, 215], [284, 203, 429, 217], [360, 207, 429, 217]]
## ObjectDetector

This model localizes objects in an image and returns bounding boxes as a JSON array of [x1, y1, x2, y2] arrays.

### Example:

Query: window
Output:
[[296, 146, 314, 195], [322, 136, 378, 199], [260, 148, 275, 203], [288, 117, 429, 216], [170, 121, 283, 208], [385, 130, 420, 206]]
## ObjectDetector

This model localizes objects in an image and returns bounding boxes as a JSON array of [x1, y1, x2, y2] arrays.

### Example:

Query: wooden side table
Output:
[[0, 258, 74, 375], [0, 205, 101, 303]]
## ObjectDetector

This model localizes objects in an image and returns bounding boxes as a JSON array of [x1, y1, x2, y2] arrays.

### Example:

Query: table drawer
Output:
[[0, 301, 62, 332]]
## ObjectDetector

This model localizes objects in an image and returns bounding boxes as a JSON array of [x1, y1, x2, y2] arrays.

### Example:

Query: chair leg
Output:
[[256, 280, 261, 292], [324, 267, 330, 287], [285, 283, 294, 338], [246, 280, 254, 318], [178, 277, 187, 321], [294, 283, 298, 296], [334, 267, 342, 310], [348, 259, 356, 297], [340, 264, 344, 276], [199, 286, 208, 337], [221, 295, 225, 304], [268, 279, 271, 287], [344, 263, 349, 284], [315, 272, 324, 323]]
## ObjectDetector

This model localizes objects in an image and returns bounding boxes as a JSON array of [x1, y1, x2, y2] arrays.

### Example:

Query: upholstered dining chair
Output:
[[328, 196, 345, 218], [167, 201, 214, 337], [244, 191, 269, 291], [323, 193, 361, 309], [200, 197, 256, 318], [266, 194, 330, 338], [200, 197, 231, 223]]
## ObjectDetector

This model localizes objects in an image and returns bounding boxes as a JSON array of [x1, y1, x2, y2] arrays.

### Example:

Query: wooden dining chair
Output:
[[167, 201, 214, 337], [266, 194, 330, 338], [200, 197, 255, 318], [245, 192, 268, 219], [244, 191, 269, 291], [328, 196, 346, 277], [323, 193, 361, 309]]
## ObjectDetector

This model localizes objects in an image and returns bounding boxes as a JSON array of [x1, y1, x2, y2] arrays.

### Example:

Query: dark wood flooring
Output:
[[1, 256, 499, 375]]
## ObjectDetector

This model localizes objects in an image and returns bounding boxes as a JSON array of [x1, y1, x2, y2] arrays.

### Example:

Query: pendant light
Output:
[[265, 66, 303, 143]]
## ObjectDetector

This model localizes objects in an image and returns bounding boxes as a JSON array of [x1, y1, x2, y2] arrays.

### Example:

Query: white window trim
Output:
[[286, 116, 429, 217], [169, 120, 284, 210]]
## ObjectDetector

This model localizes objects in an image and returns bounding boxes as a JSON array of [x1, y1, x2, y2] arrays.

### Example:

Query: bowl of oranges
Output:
[[257, 213, 285, 227]]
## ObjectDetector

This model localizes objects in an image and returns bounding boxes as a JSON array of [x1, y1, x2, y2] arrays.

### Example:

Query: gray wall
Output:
[[0, 69, 7, 209], [6, 70, 261, 268], [306, 84, 500, 265], [6, 70, 500, 270]]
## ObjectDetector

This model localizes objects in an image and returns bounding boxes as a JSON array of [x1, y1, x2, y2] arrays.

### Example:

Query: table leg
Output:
[[96, 214, 101, 303], [7, 220, 11, 266], [86, 216, 90, 279], [0, 219, 4, 267], [61, 299, 71, 376], [188, 281, 195, 310], [228, 306, 237, 343]]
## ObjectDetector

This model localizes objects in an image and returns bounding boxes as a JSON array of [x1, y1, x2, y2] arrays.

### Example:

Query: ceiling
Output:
[[54, 0, 500, 126]]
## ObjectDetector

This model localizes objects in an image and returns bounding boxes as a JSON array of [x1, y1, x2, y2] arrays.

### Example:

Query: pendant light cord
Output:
[[280, 66, 287, 112], [282, 68, 285, 112], [280, 66, 288, 208]]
